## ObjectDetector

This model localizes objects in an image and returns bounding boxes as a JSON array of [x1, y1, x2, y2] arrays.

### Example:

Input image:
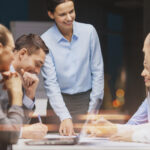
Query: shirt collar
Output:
[[10, 65, 16, 72], [53, 24, 64, 42], [53, 21, 79, 43], [72, 21, 79, 40]]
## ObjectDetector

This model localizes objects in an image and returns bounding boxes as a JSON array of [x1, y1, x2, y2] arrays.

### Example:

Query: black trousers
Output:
[[45, 90, 91, 133]]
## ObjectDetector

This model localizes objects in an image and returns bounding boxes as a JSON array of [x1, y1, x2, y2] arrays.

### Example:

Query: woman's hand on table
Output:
[[59, 118, 75, 136]]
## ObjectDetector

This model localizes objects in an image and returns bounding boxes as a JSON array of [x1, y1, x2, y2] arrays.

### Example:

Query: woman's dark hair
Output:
[[47, 0, 74, 13], [15, 34, 49, 55], [0, 24, 12, 47]]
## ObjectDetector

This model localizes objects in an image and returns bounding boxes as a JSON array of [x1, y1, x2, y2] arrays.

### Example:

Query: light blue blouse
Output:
[[41, 21, 104, 121], [127, 98, 150, 125]]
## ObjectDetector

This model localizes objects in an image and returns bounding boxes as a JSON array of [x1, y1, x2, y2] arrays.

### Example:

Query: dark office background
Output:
[[1, 0, 150, 115]]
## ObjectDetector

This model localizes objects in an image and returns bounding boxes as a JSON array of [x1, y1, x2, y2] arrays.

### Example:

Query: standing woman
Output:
[[41, 0, 104, 135]]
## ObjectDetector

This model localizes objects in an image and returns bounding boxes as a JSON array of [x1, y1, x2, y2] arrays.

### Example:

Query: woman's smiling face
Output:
[[48, 1, 76, 32]]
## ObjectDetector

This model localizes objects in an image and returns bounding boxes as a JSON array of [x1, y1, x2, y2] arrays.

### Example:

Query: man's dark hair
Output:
[[15, 34, 49, 54], [0, 24, 12, 47], [47, 0, 74, 13]]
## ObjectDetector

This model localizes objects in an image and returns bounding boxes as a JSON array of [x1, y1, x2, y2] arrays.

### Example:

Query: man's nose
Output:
[[66, 14, 72, 20], [11, 52, 14, 61], [35, 68, 40, 74]]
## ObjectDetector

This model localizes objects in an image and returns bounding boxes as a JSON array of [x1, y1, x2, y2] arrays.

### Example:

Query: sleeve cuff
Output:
[[116, 124, 134, 134], [19, 127, 23, 138], [23, 95, 35, 110], [131, 124, 150, 143], [60, 115, 72, 122], [9, 105, 24, 116], [88, 98, 103, 114], [132, 129, 149, 143], [48, 96, 72, 121]]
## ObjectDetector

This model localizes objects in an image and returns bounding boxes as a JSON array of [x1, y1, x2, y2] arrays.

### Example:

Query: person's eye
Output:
[[69, 10, 74, 14], [59, 13, 66, 17], [35, 63, 41, 68]]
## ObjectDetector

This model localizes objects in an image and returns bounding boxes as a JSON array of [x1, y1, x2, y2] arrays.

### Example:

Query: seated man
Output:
[[87, 33, 150, 144], [0, 33, 49, 139], [0, 24, 24, 150]]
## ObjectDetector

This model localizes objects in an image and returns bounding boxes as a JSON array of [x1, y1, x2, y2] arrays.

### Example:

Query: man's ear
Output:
[[0, 43, 3, 54], [48, 11, 54, 19], [18, 48, 28, 60]]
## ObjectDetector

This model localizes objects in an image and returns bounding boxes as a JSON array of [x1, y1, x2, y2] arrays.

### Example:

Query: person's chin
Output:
[[145, 83, 150, 88], [64, 22, 73, 27]]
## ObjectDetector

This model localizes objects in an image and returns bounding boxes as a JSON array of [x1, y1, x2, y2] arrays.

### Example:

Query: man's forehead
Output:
[[32, 52, 45, 62], [33, 56, 44, 62]]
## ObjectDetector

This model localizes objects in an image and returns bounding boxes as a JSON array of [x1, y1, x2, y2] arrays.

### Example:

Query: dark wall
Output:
[[0, 0, 28, 28], [123, 9, 145, 114], [29, 0, 49, 21], [144, 0, 150, 36]]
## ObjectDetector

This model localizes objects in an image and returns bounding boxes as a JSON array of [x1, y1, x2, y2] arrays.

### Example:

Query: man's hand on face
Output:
[[59, 118, 75, 136], [22, 123, 48, 139], [1, 72, 23, 106], [20, 69, 39, 100]]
